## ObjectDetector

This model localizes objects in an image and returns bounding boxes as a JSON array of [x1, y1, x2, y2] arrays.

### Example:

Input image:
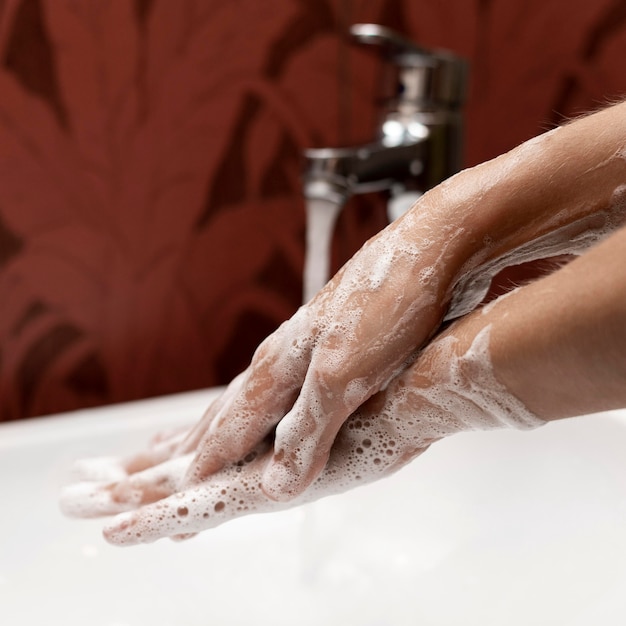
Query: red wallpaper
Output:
[[1, 0, 626, 421]]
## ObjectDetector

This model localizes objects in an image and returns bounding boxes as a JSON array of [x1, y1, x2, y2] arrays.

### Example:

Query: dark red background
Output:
[[1, 0, 625, 420]]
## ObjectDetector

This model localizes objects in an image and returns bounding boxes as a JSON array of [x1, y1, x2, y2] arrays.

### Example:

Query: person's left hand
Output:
[[61, 302, 544, 546]]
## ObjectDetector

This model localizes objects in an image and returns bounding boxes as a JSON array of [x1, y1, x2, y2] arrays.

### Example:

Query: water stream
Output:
[[299, 196, 345, 582], [302, 197, 345, 304]]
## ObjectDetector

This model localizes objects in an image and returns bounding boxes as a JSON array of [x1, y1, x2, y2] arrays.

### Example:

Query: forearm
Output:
[[450, 224, 626, 421], [461, 100, 626, 245], [407, 100, 626, 317]]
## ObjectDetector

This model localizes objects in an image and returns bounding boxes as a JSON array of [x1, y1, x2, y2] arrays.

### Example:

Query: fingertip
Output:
[[59, 482, 128, 518], [103, 512, 140, 546], [70, 457, 127, 482], [261, 459, 306, 502]]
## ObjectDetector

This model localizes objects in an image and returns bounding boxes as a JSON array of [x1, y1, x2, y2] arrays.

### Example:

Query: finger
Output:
[[260, 361, 372, 501], [266, 387, 431, 503], [119, 380, 243, 476], [104, 401, 427, 546], [63, 432, 273, 524], [184, 311, 314, 485], [69, 456, 128, 483], [111, 455, 189, 506], [259, 392, 336, 501], [68, 430, 190, 489], [173, 371, 246, 457], [103, 445, 278, 546], [60, 455, 190, 519], [313, 408, 430, 496], [59, 481, 134, 518], [122, 428, 191, 474], [148, 426, 188, 447]]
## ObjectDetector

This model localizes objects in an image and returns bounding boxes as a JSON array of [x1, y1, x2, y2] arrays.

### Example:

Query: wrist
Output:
[[427, 106, 626, 318]]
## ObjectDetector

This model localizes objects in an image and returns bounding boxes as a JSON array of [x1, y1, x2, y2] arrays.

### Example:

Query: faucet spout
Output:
[[303, 137, 428, 204]]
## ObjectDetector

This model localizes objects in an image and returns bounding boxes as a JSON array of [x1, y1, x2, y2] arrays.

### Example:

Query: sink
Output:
[[1, 389, 625, 625]]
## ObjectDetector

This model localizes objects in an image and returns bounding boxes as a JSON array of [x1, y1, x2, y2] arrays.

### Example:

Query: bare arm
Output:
[[61, 223, 626, 545], [482, 224, 626, 420], [439, 100, 626, 316], [61, 102, 626, 532], [183, 101, 626, 500]]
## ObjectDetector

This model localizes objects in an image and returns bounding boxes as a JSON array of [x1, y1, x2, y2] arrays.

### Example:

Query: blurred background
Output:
[[1, 0, 625, 421]]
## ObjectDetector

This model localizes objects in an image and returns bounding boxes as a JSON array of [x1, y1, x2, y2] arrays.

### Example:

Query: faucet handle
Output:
[[350, 23, 430, 60], [350, 23, 468, 110]]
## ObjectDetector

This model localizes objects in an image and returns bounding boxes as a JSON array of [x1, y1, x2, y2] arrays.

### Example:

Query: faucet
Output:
[[304, 24, 468, 216], [302, 24, 468, 301]]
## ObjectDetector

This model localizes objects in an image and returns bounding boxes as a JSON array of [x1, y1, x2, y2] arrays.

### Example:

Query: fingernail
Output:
[[170, 533, 197, 542]]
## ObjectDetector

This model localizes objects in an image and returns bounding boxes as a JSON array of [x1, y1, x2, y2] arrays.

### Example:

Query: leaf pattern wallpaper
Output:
[[1, 0, 625, 421]]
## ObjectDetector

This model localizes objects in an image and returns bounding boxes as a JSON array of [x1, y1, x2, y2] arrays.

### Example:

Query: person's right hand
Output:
[[181, 103, 626, 502], [91, 102, 626, 507], [183, 203, 463, 500]]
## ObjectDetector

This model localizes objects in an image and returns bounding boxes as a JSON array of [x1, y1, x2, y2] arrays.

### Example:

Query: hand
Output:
[[179, 102, 626, 502], [60, 300, 544, 546], [61, 139, 626, 545]]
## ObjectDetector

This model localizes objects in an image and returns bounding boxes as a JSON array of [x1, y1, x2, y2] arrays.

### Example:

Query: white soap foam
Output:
[[311, 323, 544, 496]]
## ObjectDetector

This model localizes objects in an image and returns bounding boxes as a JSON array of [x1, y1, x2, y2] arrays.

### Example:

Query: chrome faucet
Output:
[[303, 24, 469, 220]]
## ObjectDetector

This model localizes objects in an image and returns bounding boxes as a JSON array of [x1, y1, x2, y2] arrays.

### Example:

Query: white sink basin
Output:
[[1, 389, 626, 626]]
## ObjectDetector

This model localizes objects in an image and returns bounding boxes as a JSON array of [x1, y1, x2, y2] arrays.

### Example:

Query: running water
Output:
[[300, 195, 344, 582], [303, 197, 344, 304]]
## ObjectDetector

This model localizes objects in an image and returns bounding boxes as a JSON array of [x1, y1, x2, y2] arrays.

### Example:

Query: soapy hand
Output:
[[177, 102, 626, 502], [60, 300, 544, 545], [182, 210, 467, 501], [60, 102, 626, 544], [61, 215, 626, 546], [66, 102, 626, 512]]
